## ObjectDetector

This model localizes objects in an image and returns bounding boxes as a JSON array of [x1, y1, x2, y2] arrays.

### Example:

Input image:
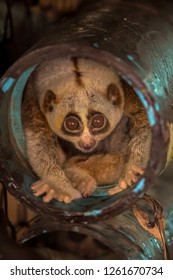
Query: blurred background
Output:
[[0, 0, 83, 76]]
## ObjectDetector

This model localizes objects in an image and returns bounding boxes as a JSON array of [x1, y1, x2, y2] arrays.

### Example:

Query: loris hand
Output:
[[108, 164, 144, 195], [64, 167, 97, 197], [31, 179, 81, 203]]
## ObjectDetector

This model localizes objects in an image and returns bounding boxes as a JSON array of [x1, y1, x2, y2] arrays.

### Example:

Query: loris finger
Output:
[[108, 186, 123, 195], [31, 182, 50, 196], [126, 169, 138, 185], [108, 179, 129, 195], [125, 165, 145, 186], [43, 188, 56, 202], [131, 164, 145, 175], [119, 179, 128, 189], [31, 180, 48, 190], [43, 190, 74, 204]]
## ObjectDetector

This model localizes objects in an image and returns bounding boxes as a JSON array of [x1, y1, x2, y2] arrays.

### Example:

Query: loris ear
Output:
[[42, 90, 58, 113], [107, 83, 121, 105]]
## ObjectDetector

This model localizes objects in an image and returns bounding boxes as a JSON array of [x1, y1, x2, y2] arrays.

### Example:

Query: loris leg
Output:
[[109, 126, 151, 195], [64, 153, 124, 196]]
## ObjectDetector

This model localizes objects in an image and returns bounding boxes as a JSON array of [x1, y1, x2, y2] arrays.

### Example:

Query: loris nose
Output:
[[82, 143, 95, 150], [78, 133, 96, 151]]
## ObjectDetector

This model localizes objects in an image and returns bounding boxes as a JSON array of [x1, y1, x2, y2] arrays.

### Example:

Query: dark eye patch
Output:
[[62, 114, 82, 136], [91, 114, 106, 129], [65, 116, 80, 131], [89, 112, 109, 134]]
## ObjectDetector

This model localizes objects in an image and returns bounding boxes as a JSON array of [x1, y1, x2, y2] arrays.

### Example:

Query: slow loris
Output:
[[22, 57, 151, 203]]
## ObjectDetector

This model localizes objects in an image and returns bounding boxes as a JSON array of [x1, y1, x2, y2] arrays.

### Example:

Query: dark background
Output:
[[0, 0, 83, 76]]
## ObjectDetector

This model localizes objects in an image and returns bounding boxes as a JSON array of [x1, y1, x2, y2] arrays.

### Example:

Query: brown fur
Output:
[[22, 58, 151, 203], [64, 153, 124, 186]]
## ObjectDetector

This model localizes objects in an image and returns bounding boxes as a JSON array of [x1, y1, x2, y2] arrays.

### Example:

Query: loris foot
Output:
[[108, 164, 144, 195], [31, 180, 81, 203], [65, 168, 97, 197]]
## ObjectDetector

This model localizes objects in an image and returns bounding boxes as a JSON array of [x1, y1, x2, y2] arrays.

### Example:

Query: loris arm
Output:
[[109, 81, 151, 194], [22, 93, 81, 203], [115, 125, 151, 191], [25, 129, 82, 203]]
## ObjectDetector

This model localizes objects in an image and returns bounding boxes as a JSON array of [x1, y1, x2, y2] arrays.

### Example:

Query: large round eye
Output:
[[91, 114, 106, 130], [64, 116, 81, 132]]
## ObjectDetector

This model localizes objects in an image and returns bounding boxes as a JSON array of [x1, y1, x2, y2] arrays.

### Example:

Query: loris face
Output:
[[61, 109, 114, 153], [41, 84, 124, 153], [39, 58, 125, 153]]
